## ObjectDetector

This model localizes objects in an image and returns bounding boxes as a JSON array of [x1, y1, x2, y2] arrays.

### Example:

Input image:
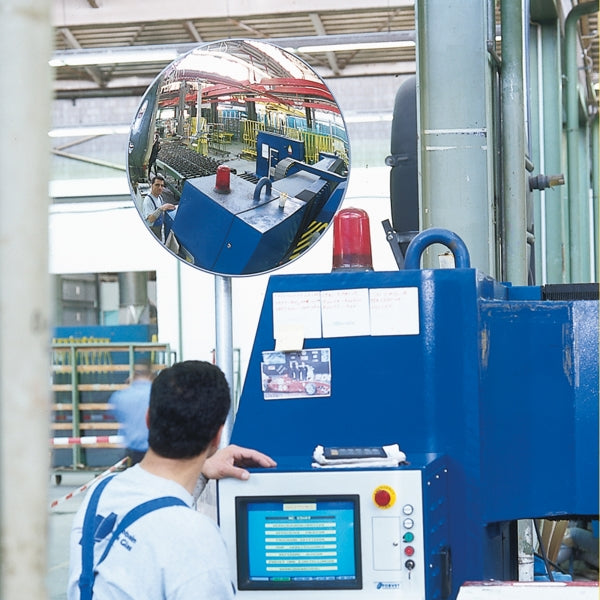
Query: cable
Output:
[[533, 519, 555, 581]]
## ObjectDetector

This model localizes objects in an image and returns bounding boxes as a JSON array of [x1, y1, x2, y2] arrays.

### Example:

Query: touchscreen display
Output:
[[235, 495, 362, 591]]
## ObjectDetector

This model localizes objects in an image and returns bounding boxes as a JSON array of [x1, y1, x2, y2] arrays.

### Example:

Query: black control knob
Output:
[[405, 559, 415, 570]]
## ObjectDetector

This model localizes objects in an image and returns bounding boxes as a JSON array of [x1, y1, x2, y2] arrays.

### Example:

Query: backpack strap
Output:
[[78, 475, 187, 600]]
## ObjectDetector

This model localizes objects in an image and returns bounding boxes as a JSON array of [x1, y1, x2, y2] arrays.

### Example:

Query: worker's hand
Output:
[[162, 203, 176, 211], [202, 444, 276, 481]]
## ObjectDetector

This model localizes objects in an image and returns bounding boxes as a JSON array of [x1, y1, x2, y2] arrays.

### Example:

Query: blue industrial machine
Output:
[[218, 228, 599, 599], [169, 133, 346, 275]]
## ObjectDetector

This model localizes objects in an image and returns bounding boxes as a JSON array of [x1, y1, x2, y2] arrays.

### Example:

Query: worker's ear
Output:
[[145, 409, 150, 428], [210, 425, 224, 451]]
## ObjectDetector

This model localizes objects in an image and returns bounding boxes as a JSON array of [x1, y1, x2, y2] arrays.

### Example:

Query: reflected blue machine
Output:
[[218, 229, 599, 599]]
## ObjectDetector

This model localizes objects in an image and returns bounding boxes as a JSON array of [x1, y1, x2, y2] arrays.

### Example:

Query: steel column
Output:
[[529, 20, 567, 283], [415, 0, 497, 276], [565, 1, 597, 282], [501, 0, 528, 285]]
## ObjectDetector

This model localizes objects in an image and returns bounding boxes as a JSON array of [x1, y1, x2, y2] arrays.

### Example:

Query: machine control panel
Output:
[[218, 469, 428, 599]]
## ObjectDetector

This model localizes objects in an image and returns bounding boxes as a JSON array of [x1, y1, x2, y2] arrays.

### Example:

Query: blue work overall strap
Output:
[[96, 495, 188, 567], [79, 475, 188, 600], [79, 474, 116, 600]]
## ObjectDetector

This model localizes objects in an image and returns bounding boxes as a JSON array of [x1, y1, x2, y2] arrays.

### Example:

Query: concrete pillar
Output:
[[0, 0, 52, 598]]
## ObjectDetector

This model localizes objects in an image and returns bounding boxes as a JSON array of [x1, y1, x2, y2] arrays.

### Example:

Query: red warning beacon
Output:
[[214, 165, 231, 194], [332, 207, 373, 271]]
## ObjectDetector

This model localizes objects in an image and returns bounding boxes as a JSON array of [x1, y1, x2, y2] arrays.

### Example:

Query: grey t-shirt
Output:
[[67, 465, 234, 599]]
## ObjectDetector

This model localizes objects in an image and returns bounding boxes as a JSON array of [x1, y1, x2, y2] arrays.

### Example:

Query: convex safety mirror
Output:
[[127, 39, 350, 276]]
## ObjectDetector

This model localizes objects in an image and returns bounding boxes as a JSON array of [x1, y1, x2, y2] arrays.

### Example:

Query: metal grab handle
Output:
[[403, 228, 471, 269], [253, 177, 272, 202]]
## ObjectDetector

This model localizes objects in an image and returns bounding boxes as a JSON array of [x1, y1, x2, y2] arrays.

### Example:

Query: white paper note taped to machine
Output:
[[321, 288, 370, 338], [273, 291, 322, 348], [369, 287, 420, 336]]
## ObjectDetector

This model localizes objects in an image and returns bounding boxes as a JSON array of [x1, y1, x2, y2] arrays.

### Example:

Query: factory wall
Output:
[[49, 168, 397, 383], [49, 75, 403, 381]]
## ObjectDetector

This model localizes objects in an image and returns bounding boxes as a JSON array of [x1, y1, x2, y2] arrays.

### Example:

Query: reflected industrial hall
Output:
[[127, 39, 349, 276]]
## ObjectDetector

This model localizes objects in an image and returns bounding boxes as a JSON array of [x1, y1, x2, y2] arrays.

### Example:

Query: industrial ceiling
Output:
[[51, 0, 598, 101]]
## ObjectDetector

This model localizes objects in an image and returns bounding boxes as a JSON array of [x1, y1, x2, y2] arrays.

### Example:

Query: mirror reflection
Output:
[[127, 39, 350, 276]]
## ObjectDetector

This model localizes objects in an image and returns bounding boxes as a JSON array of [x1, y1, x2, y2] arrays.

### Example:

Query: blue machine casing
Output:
[[226, 265, 599, 599], [171, 158, 346, 274]]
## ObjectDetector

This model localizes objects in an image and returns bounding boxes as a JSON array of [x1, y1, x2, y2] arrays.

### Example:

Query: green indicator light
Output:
[[403, 532, 414, 542]]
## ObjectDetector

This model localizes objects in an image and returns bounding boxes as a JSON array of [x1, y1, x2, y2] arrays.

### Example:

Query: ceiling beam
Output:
[[58, 27, 105, 87], [309, 13, 341, 76], [51, 30, 416, 66], [53, 0, 415, 27], [184, 21, 203, 43]]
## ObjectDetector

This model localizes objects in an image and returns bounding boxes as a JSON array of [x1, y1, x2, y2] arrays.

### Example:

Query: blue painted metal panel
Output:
[[213, 197, 307, 274], [172, 166, 340, 274], [229, 266, 598, 596], [255, 131, 305, 178], [479, 299, 599, 520]]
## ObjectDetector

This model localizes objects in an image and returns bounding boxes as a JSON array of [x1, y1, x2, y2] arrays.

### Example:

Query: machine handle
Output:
[[253, 177, 272, 202], [403, 228, 471, 269]]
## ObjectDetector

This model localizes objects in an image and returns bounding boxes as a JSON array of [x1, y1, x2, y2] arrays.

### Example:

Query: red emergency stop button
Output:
[[372, 485, 396, 509]]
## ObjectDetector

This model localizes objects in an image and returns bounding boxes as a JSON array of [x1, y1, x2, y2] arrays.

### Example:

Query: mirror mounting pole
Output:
[[215, 275, 235, 446]]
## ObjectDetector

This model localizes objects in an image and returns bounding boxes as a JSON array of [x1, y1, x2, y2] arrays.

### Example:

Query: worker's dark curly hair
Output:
[[147, 360, 230, 459]]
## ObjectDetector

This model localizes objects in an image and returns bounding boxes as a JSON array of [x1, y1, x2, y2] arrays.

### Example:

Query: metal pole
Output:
[[214, 275, 234, 445], [517, 519, 535, 581], [0, 0, 52, 598], [501, 0, 529, 286], [565, 1, 597, 283], [538, 20, 567, 283], [593, 114, 599, 283]]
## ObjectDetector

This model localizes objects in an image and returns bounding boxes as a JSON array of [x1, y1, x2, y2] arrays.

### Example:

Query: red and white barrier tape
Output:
[[49, 456, 130, 510], [50, 435, 124, 446]]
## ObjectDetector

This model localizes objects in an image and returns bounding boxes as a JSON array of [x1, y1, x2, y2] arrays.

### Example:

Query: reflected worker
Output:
[[142, 174, 176, 242], [147, 132, 161, 180]]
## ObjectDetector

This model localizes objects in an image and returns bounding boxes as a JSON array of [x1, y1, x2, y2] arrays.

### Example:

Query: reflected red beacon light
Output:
[[214, 165, 231, 194], [332, 207, 373, 271]]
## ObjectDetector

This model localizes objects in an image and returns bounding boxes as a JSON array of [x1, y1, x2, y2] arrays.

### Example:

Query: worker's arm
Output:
[[193, 445, 276, 502], [146, 203, 176, 224], [202, 444, 277, 481]]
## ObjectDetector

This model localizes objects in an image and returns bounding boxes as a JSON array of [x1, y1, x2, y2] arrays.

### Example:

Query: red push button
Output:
[[374, 489, 391, 507], [404, 546, 415, 556], [372, 485, 396, 508]]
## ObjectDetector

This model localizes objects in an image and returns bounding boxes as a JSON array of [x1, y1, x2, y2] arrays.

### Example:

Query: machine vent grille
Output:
[[542, 283, 599, 301]]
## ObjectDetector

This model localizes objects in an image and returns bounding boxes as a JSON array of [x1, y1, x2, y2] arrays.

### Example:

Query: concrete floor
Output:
[[47, 471, 89, 600]]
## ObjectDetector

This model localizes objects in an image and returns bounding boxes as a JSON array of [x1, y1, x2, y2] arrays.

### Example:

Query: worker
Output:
[[142, 174, 176, 241], [109, 364, 154, 466], [67, 360, 276, 599], [147, 132, 161, 181]]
